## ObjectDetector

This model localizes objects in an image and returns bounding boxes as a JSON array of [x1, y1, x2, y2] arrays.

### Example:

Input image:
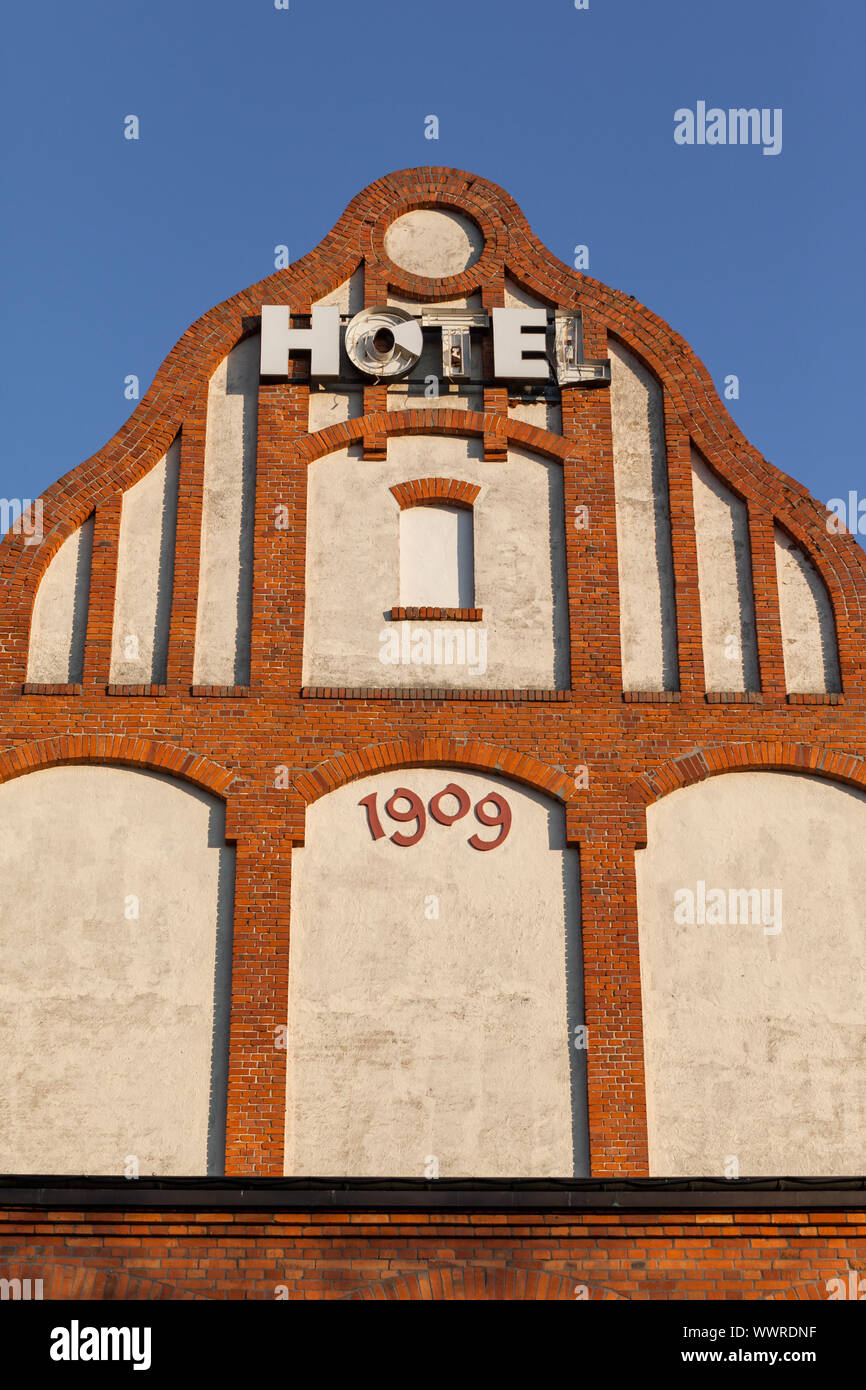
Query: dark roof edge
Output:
[[1, 1176, 865, 1212]]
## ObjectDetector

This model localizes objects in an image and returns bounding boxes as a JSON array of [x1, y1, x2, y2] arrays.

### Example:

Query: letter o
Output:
[[429, 782, 471, 826]]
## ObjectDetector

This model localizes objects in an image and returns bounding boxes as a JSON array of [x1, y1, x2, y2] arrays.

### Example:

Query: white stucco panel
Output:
[[774, 526, 841, 693], [193, 336, 259, 686], [302, 436, 569, 689], [26, 517, 94, 684], [0, 766, 234, 1175], [110, 438, 180, 685], [636, 771, 866, 1176], [312, 266, 364, 314], [285, 768, 583, 1176], [608, 339, 678, 691], [691, 449, 759, 692]]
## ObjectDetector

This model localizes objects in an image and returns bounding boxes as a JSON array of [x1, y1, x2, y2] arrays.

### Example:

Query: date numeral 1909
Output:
[[360, 783, 512, 851]]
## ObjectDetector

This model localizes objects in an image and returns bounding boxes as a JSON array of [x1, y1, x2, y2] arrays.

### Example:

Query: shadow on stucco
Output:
[[206, 798, 236, 1176], [545, 460, 571, 689]]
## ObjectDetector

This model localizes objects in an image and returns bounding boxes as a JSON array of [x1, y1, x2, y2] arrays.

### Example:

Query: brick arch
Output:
[[0, 1261, 205, 1300], [293, 737, 576, 811], [762, 1278, 844, 1301], [390, 478, 481, 510], [366, 187, 506, 301], [0, 736, 239, 808], [299, 407, 571, 466], [629, 741, 866, 848], [341, 1266, 627, 1300]]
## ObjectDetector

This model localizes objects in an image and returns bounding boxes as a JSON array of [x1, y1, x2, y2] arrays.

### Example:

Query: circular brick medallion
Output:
[[384, 208, 484, 279]]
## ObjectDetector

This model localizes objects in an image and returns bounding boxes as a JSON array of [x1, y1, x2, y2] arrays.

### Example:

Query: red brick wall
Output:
[[1, 1205, 864, 1300], [1, 168, 865, 1183]]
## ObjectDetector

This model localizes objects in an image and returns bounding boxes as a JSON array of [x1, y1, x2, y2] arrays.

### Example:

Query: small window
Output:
[[399, 504, 475, 609]]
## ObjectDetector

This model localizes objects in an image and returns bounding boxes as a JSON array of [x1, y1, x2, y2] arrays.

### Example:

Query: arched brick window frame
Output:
[[389, 478, 482, 620], [390, 478, 481, 511]]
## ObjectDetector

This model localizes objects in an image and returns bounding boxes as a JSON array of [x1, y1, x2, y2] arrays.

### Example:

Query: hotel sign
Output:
[[259, 304, 611, 387]]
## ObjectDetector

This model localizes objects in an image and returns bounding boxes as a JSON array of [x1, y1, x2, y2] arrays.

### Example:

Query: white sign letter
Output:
[[260, 304, 340, 378], [491, 308, 549, 380]]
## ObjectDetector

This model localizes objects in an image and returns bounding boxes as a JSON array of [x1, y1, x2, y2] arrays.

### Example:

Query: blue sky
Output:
[[2, 0, 863, 533]]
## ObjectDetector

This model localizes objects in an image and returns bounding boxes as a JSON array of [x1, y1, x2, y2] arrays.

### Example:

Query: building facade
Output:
[[1, 167, 865, 1298]]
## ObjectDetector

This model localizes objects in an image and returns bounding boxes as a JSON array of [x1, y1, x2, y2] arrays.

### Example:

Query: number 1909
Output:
[[360, 783, 512, 851]]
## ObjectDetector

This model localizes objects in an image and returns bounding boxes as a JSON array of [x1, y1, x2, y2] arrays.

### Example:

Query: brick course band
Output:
[[388, 607, 483, 621], [299, 686, 569, 701], [1, 1200, 863, 1300]]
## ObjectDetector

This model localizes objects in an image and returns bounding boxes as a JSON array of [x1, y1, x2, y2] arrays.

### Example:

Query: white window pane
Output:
[[399, 504, 474, 607]]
